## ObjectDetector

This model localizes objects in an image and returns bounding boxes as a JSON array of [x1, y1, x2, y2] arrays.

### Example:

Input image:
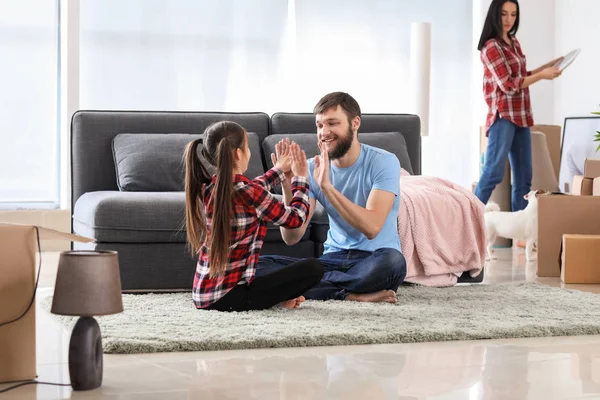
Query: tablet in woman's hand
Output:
[[553, 48, 581, 71]]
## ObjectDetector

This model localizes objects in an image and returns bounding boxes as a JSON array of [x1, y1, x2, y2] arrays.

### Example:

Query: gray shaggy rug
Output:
[[40, 283, 600, 354]]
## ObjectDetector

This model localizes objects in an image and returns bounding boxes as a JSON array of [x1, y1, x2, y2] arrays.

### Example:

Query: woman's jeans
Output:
[[475, 118, 532, 212]]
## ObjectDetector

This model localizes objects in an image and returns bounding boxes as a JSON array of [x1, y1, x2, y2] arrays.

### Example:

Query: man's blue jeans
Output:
[[475, 117, 532, 212], [257, 248, 407, 301]]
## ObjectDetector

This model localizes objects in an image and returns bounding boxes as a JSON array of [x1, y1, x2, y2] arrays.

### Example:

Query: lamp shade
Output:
[[51, 250, 123, 317]]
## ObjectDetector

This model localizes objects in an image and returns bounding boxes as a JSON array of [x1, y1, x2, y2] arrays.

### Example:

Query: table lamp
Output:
[[50, 250, 123, 391]]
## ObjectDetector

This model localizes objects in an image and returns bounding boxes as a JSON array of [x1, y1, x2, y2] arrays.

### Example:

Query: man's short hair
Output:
[[313, 92, 361, 122]]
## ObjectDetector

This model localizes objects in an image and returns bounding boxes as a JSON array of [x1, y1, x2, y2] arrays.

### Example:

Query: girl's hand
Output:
[[271, 139, 292, 175], [290, 142, 308, 178]]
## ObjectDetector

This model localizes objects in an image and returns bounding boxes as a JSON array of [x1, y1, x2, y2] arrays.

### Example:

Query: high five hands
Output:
[[270, 138, 331, 188], [270, 139, 308, 179]]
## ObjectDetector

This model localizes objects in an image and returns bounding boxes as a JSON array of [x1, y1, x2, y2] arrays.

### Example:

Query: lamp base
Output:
[[68, 316, 103, 391]]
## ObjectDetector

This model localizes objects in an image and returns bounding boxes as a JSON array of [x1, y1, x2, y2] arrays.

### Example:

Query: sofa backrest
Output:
[[270, 113, 421, 175], [71, 111, 270, 212], [71, 110, 421, 212]]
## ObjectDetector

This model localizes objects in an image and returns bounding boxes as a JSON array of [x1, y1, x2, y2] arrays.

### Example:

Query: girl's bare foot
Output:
[[346, 290, 397, 304], [281, 296, 305, 309]]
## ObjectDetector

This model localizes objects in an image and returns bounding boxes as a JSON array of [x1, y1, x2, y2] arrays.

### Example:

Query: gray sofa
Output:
[[71, 110, 482, 291]]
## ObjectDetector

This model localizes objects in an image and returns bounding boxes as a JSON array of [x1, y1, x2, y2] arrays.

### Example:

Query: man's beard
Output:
[[327, 127, 354, 160]]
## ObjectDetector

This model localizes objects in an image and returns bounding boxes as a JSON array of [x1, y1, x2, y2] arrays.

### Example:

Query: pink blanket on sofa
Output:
[[397, 173, 486, 286]]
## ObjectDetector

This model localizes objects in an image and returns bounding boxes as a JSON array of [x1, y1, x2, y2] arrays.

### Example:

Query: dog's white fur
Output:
[[484, 190, 544, 262]]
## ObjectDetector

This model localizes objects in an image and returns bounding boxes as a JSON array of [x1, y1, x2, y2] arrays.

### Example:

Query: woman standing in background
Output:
[[475, 0, 562, 212]]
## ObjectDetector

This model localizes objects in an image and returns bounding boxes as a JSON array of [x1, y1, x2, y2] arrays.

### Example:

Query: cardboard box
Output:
[[572, 176, 594, 196], [585, 158, 600, 179], [0, 223, 93, 384], [560, 234, 600, 284], [594, 178, 600, 196], [537, 195, 600, 277]]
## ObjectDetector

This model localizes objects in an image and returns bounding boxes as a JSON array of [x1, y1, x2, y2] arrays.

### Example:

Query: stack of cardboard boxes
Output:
[[550, 158, 600, 284], [571, 159, 600, 196]]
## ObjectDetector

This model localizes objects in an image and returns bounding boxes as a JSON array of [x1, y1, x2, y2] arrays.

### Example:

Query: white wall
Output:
[[511, 0, 600, 125], [555, 0, 600, 124], [518, 0, 557, 125], [472, 0, 491, 180]]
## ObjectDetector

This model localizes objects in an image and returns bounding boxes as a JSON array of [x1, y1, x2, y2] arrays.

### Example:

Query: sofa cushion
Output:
[[112, 132, 264, 192], [73, 191, 310, 243], [262, 132, 413, 174], [73, 191, 187, 242]]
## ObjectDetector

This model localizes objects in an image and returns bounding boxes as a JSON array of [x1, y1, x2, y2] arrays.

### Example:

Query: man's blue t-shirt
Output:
[[308, 144, 401, 254]]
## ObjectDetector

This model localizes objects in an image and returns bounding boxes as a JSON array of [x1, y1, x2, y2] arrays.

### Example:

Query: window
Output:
[[0, 1, 477, 207], [0, 0, 60, 206], [79, 0, 288, 112], [79, 0, 474, 187]]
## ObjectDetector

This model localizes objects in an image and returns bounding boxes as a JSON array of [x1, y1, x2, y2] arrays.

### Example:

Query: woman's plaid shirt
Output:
[[481, 36, 533, 134]]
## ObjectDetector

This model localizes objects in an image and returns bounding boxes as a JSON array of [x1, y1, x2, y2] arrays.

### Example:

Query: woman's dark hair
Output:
[[184, 121, 246, 278], [477, 0, 520, 51]]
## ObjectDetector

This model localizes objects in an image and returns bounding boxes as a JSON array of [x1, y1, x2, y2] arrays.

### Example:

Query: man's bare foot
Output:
[[346, 290, 397, 304], [280, 296, 305, 309]]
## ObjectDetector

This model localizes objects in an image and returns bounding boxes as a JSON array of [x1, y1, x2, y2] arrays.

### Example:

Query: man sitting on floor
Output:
[[259, 91, 407, 303]]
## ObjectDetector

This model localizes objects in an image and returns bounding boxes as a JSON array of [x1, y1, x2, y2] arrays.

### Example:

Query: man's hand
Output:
[[313, 141, 332, 191], [270, 138, 293, 179]]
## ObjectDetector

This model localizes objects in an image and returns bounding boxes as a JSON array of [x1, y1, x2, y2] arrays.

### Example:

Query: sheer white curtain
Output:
[[80, 0, 474, 187], [80, 0, 288, 112], [0, 1, 58, 203]]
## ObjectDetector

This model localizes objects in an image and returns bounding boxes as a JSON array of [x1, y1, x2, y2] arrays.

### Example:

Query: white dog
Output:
[[484, 189, 545, 262]]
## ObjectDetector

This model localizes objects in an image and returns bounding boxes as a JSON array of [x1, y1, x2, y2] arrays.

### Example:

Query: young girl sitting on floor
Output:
[[184, 121, 324, 312]]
